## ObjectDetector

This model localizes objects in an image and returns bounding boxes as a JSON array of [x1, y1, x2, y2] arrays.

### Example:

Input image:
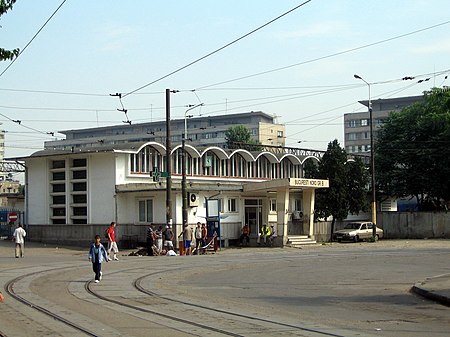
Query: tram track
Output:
[[5, 262, 350, 336], [4, 267, 100, 337], [3, 250, 413, 336], [85, 267, 348, 337]]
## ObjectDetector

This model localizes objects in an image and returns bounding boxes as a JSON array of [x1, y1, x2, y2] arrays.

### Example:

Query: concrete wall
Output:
[[377, 212, 450, 239], [89, 153, 116, 224], [314, 212, 450, 241], [26, 158, 49, 224], [25, 223, 149, 248]]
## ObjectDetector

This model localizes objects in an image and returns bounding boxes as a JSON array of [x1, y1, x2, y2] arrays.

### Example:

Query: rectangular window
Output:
[[52, 183, 65, 193], [72, 158, 87, 167], [138, 199, 153, 222], [52, 160, 65, 169], [52, 195, 65, 204], [228, 198, 237, 212], [348, 120, 357, 128], [72, 182, 87, 191], [73, 207, 87, 216], [361, 119, 368, 126], [72, 170, 87, 179], [270, 199, 277, 212], [52, 171, 65, 181], [73, 194, 87, 204], [52, 208, 65, 216]]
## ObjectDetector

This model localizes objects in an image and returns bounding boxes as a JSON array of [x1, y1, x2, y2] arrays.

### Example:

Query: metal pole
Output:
[[181, 133, 187, 226], [182, 103, 203, 227], [165, 89, 172, 227], [354, 74, 377, 238]]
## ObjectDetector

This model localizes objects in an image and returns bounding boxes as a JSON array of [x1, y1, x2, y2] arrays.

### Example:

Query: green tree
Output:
[[314, 140, 369, 240], [303, 158, 319, 178], [225, 125, 260, 150], [376, 88, 450, 208], [1, 0, 19, 61]]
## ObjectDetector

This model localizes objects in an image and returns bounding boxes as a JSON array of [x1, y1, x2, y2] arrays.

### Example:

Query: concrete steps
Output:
[[287, 235, 317, 247]]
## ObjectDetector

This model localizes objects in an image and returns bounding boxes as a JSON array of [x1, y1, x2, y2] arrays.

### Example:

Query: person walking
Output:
[[183, 223, 193, 256], [146, 225, 155, 256], [13, 224, 26, 258], [88, 234, 109, 283], [106, 221, 119, 261], [194, 222, 203, 255], [155, 225, 163, 255]]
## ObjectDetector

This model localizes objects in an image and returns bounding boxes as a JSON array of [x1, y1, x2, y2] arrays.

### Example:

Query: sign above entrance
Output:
[[289, 178, 329, 188]]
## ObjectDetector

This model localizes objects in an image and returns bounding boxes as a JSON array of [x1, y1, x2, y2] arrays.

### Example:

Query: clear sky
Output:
[[1, 0, 449, 164]]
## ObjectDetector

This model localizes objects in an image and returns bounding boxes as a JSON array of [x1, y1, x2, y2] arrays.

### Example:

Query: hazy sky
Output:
[[1, 0, 449, 163]]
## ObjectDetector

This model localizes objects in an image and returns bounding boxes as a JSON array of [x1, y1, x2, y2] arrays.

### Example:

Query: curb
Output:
[[410, 281, 450, 307]]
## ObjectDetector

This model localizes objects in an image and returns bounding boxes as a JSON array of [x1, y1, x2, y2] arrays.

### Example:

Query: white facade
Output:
[[23, 141, 328, 247]]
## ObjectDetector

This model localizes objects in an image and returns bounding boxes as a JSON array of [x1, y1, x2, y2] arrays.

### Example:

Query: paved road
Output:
[[0, 239, 449, 336]]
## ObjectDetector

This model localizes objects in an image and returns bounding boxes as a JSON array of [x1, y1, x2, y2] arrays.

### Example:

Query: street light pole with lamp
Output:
[[182, 103, 204, 227], [354, 74, 377, 238]]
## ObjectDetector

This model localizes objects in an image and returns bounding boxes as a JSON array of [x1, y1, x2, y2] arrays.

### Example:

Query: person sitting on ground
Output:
[[161, 248, 177, 256]]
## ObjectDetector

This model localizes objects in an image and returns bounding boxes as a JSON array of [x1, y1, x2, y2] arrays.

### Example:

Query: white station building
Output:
[[19, 112, 329, 247]]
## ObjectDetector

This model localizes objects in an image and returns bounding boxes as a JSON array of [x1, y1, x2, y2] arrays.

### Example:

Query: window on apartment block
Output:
[[138, 199, 153, 222]]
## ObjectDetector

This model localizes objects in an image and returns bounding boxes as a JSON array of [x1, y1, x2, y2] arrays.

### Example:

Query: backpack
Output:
[[104, 228, 109, 239]]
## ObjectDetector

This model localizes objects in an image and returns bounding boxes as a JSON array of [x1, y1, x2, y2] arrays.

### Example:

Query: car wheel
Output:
[[374, 234, 379, 241], [353, 235, 359, 243], [337, 239, 342, 243]]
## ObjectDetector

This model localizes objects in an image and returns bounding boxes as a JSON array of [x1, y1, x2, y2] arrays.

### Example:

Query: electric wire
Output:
[[121, 0, 312, 98], [0, 0, 68, 78], [195, 20, 450, 90]]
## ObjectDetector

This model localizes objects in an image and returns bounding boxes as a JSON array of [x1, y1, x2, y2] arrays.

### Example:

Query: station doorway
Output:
[[244, 199, 262, 238]]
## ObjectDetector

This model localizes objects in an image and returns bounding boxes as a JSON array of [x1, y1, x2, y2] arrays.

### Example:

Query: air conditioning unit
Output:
[[292, 210, 303, 220], [188, 193, 199, 207]]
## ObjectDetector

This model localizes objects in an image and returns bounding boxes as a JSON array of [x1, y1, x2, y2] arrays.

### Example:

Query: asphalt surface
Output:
[[0, 239, 449, 336]]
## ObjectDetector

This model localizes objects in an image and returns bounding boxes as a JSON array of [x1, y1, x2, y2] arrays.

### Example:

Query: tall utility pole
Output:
[[354, 74, 377, 238], [182, 103, 204, 227], [165, 89, 172, 227]]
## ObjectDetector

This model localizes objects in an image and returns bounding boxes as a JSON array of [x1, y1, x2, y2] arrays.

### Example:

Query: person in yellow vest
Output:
[[257, 224, 271, 245]]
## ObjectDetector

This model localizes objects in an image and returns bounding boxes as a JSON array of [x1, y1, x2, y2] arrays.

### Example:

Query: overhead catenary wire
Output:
[[0, 0, 68, 78], [120, 0, 312, 98], [195, 20, 450, 90]]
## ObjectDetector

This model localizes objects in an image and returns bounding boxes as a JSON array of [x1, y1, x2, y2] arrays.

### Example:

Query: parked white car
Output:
[[333, 222, 384, 242]]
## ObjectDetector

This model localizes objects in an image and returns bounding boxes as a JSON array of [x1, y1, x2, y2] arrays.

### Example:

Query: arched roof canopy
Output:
[[301, 155, 321, 165], [255, 151, 279, 164], [128, 141, 166, 154], [229, 149, 256, 162], [279, 153, 302, 165], [201, 146, 229, 160], [172, 144, 201, 158]]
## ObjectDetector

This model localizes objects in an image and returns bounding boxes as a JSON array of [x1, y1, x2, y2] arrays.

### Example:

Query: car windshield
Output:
[[344, 223, 361, 229]]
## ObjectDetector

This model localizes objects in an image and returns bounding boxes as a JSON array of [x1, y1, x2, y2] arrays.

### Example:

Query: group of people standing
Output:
[[181, 222, 208, 255], [145, 224, 177, 256]]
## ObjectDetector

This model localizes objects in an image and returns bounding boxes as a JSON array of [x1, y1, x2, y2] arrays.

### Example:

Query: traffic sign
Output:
[[8, 212, 18, 222]]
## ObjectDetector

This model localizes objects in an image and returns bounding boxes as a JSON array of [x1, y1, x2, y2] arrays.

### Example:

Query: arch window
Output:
[[130, 146, 163, 173]]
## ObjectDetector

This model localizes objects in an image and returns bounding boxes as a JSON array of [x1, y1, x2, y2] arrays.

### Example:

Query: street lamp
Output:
[[182, 103, 204, 227], [354, 74, 377, 238]]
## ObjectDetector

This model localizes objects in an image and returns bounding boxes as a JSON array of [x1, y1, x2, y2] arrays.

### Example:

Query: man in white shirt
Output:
[[13, 224, 26, 258]]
